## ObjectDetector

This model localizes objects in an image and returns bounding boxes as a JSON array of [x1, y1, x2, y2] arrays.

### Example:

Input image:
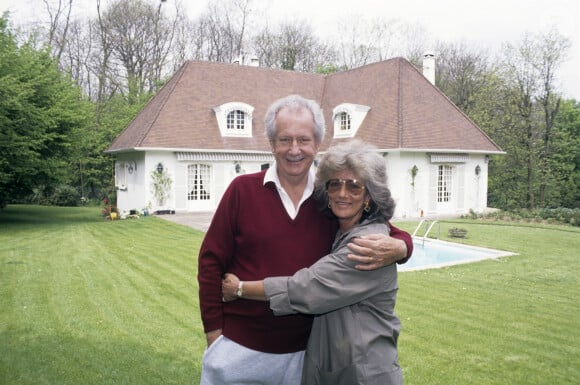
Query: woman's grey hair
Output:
[[314, 139, 395, 222], [264, 94, 326, 143]]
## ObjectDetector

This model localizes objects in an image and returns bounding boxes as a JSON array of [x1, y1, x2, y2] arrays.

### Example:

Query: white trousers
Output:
[[200, 335, 305, 385]]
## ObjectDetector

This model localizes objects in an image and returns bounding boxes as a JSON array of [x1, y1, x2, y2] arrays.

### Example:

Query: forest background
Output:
[[0, 0, 578, 212]]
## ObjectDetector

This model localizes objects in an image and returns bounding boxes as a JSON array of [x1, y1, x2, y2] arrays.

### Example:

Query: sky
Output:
[[1, 0, 579, 99]]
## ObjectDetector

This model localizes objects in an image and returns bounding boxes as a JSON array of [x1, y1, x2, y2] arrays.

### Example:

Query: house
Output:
[[105, 56, 503, 219]]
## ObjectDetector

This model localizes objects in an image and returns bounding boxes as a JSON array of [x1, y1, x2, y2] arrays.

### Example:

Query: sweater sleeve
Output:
[[388, 221, 413, 263], [197, 181, 239, 333]]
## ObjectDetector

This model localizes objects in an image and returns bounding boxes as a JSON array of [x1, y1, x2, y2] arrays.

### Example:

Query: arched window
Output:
[[339, 111, 351, 131], [227, 110, 246, 130], [332, 103, 370, 138]]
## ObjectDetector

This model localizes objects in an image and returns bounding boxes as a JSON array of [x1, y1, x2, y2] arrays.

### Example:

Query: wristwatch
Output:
[[236, 281, 244, 298]]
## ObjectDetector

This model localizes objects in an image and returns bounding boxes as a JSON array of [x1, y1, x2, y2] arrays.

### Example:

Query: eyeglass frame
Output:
[[325, 179, 366, 196], [273, 136, 314, 148]]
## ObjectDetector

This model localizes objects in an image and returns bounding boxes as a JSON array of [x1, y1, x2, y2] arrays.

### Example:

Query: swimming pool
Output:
[[399, 238, 516, 271]]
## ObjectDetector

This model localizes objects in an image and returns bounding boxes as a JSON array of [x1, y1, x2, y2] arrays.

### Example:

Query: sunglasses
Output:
[[325, 179, 366, 195]]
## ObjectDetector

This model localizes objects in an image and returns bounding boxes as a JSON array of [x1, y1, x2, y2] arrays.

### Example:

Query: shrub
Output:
[[481, 208, 580, 227], [51, 185, 80, 207]]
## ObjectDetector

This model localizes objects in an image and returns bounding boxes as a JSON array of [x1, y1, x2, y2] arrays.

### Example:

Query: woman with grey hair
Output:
[[223, 139, 403, 385]]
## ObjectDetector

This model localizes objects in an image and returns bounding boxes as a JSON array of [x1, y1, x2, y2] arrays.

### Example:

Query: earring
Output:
[[364, 201, 370, 212], [328, 202, 332, 209]]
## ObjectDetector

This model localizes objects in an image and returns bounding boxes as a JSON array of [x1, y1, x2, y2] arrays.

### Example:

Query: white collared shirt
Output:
[[264, 162, 315, 220]]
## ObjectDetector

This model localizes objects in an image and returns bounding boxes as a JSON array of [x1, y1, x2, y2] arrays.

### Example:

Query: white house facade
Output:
[[107, 57, 503, 219]]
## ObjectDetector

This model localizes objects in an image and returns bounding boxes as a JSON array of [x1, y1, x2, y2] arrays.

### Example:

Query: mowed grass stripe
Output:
[[77, 220, 201, 341], [1, 206, 204, 384]]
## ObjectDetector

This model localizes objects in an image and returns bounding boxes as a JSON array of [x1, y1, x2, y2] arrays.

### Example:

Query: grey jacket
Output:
[[264, 219, 402, 385]]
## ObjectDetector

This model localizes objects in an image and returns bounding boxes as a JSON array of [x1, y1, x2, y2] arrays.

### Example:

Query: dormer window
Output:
[[333, 103, 370, 138], [214, 102, 254, 137], [339, 112, 351, 131], [227, 110, 246, 130]]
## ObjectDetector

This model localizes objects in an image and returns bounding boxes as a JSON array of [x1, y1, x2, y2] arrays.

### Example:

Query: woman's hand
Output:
[[222, 273, 240, 302]]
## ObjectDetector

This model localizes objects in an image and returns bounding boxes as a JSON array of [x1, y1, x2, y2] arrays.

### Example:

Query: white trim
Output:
[[176, 151, 274, 162], [429, 153, 469, 163]]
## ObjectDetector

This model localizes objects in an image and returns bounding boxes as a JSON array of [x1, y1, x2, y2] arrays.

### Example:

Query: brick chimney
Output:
[[422, 52, 436, 85]]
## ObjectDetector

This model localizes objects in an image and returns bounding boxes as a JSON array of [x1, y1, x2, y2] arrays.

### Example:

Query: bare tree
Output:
[[334, 15, 428, 69], [42, 0, 73, 63], [251, 19, 337, 72], [187, 0, 253, 63], [97, 0, 178, 102], [435, 41, 491, 112]]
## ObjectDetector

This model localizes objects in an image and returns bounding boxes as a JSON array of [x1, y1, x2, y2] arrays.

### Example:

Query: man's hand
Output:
[[347, 233, 408, 270], [205, 328, 222, 347]]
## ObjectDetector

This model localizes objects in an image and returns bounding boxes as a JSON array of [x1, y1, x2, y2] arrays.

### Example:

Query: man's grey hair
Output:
[[314, 139, 395, 221], [264, 94, 326, 143]]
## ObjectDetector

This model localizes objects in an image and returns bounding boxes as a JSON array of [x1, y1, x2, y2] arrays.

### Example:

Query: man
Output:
[[198, 95, 413, 385]]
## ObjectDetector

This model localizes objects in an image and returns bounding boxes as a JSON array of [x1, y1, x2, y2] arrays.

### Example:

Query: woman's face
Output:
[[326, 169, 369, 231]]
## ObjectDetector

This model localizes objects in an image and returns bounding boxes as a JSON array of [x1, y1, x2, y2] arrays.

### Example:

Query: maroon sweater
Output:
[[198, 170, 412, 353]]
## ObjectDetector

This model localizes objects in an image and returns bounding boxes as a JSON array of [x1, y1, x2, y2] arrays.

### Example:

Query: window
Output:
[[188, 164, 211, 201], [437, 165, 452, 202], [115, 161, 128, 190], [332, 103, 370, 138], [340, 112, 351, 131], [213, 102, 254, 137], [227, 110, 245, 130]]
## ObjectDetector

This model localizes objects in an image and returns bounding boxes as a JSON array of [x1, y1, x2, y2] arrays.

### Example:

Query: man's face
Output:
[[270, 107, 320, 184]]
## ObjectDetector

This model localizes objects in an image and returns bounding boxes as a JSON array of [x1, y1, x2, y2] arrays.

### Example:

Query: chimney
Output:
[[422, 52, 436, 85], [249, 56, 259, 67], [232, 54, 259, 67]]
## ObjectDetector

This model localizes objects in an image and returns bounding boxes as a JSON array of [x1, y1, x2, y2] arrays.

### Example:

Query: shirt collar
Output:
[[263, 162, 315, 195]]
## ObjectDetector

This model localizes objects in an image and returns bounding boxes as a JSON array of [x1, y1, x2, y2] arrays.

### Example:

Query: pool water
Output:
[[399, 238, 516, 271]]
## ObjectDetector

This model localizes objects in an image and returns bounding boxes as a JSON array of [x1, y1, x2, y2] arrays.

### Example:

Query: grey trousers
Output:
[[200, 335, 305, 385]]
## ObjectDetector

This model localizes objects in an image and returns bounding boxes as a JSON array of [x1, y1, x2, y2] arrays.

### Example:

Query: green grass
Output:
[[0, 205, 206, 385], [396, 219, 580, 385], [1, 206, 579, 384]]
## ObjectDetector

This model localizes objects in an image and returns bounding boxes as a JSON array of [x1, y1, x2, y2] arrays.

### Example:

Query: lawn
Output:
[[1, 205, 579, 384]]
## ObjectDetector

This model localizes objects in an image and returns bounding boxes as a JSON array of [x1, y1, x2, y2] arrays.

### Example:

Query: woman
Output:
[[222, 139, 403, 385]]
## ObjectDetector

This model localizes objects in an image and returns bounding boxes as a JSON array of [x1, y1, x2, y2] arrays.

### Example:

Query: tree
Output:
[[0, 15, 91, 207], [435, 41, 491, 113], [498, 30, 571, 209], [251, 19, 337, 72], [533, 29, 571, 206], [42, 0, 73, 64], [97, 0, 177, 103], [185, 0, 253, 64], [548, 99, 580, 208]]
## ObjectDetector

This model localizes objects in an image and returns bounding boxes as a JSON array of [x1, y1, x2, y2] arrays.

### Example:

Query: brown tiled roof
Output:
[[106, 58, 502, 154]]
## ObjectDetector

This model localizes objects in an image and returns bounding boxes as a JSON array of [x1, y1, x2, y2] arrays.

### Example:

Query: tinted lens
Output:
[[325, 179, 365, 195]]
